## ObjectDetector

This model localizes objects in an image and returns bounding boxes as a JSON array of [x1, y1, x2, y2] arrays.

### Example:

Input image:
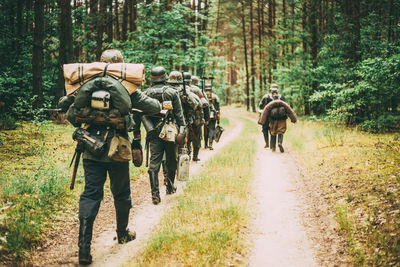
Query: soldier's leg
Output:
[[148, 138, 164, 204], [78, 159, 108, 265], [278, 134, 284, 153], [192, 125, 202, 161], [270, 135, 277, 152], [204, 124, 209, 148], [165, 142, 178, 194], [162, 152, 168, 186], [108, 162, 136, 244], [262, 123, 269, 148], [208, 119, 216, 150]]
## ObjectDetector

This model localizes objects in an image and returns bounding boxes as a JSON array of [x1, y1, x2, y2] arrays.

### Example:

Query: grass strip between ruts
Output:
[[129, 116, 258, 267]]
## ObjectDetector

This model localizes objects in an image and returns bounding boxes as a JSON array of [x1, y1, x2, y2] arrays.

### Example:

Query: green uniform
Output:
[[189, 85, 206, 161], [205, 93, 220, 148], [143, 82, 186, 202]]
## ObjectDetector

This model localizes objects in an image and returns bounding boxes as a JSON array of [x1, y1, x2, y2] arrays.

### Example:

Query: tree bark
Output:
[[122, 0, 128, 41], [32, 0, 44, 108], [257, 0, 264, 95], [249, 0, 256, 112], [241, 0, 250, 111], [114, 0, 120, 40]]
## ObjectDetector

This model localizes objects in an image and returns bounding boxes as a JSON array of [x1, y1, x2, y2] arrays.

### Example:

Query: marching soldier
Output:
[[204, 84, 220, 150], [184, 72, 207, 161], [141, 66, 186, 205], [74, 50, 162, 265], [258, 83, 285, 148]]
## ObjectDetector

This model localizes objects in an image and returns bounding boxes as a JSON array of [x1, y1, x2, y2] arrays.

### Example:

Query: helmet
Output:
[[270, 83, 278, 89], [183, 72, 191, 83], [100, 49, 124, 63], [271, 87, 279, 97], [151, 66, 167, 83], [191, 76, 199, 85], [204, 83, 212, 91], [167, 71, 183, 84]]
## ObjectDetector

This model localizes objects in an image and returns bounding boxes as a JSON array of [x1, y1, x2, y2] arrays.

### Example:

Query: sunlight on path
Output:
[[249, 131, 317, 267]]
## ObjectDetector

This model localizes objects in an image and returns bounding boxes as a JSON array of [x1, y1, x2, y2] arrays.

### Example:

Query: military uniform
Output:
[[204, 88, 220, 150], [75, 50, 162, 265], [142, 67, 186, 205]]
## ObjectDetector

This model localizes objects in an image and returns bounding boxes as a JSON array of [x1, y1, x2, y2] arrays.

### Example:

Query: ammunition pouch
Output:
[[72, 128, 107, 157]]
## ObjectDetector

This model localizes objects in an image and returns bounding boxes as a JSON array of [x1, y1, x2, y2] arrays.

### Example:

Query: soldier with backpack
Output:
[[258, 85, 297, 153], [141, 67, 186, 205], [204, 84, 220, 150], [63, 49, 162, 265]]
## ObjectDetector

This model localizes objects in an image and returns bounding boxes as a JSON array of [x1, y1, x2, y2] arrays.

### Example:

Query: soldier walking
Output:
[[204, 84, 220, 150], [66, 50, 162, 265], [141, 67, 186, 205]]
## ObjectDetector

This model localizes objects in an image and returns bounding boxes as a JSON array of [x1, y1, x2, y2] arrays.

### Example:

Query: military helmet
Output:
[[183, 72, 191, 83], [167, 71, 183, 84], [204, 83, 212, 91], [151, 66, 167, 83], [270, 83, 278, 89], [100, 49, 124, 63], [191, 75, 199, 85], [271, 87, 279, 96]]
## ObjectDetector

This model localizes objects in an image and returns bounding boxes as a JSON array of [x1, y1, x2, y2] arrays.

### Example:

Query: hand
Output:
[[204, 121, 209, 126], [176, 133, 186, 145]]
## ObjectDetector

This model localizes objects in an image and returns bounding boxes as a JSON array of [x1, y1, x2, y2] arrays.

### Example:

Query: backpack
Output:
[[66, 75, 133, 130]]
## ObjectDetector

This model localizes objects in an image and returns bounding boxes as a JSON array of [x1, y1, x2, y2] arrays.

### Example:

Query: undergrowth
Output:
[[131, 115, 258, 266], [285, 120, 400, 266]]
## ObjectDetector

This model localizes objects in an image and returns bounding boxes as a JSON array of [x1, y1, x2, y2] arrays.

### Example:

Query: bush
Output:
[[0, 114, 17, 130], [359, 114, 400, 133]]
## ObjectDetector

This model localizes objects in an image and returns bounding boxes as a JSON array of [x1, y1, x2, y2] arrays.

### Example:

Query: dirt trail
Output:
[[28, 110, 242, 267], [248, 125, 350, 266]]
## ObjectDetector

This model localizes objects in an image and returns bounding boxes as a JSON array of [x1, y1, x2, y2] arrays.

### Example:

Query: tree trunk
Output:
[[32, 0, 44, 109], [257, 0, 264, 95], [122, 0, 128, 41], [249, 0, 256, 112], [114, 0, 120, 40], [241, 0, 250, 111], [96, 0, 107, 59], [106, 0, 113, 43], [57, 0, 74, 101]]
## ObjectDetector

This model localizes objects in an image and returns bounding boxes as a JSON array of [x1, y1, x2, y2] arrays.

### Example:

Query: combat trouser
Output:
[[262, 122, 270, 148], [207, 119, 217, 149]]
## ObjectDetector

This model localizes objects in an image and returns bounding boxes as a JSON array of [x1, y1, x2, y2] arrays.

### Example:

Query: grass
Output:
[[285, 120, 400, 266], [0, 122, 147, 263], [129, 115, 258, 267]]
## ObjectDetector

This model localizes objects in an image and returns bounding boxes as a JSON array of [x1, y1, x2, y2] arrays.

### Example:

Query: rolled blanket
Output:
[[258, 100, 297, 125], [63, 62, 145, 96]]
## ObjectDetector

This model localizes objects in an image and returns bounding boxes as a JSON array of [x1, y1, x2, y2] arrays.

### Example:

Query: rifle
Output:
[[69, 142, 83, 190]]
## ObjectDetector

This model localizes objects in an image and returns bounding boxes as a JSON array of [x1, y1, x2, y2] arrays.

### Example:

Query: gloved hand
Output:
[[131, 138, 143, 167], [176, 133, 186, 145]]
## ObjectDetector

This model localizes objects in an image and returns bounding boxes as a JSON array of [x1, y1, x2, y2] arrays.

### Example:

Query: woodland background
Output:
[[0, 0, 399, 131]]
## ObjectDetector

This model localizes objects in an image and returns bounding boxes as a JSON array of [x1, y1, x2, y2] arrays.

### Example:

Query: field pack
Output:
[[62, 63, 145, 130]]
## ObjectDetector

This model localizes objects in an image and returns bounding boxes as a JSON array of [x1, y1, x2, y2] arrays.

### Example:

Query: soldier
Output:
[[204, 84, 220, 150], [142, 67, 186, 205], [76, 50, 162, 265], [184, 72, 207, 161], [258, 83, 285, 148], [168, 71, 202, 158]]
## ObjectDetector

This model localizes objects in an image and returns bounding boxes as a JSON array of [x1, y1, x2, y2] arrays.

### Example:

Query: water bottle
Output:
[[177, 147, 190, 181]]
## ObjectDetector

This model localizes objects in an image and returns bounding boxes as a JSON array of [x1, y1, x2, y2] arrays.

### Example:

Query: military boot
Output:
[[209, 139, 214, 150], [270, 135, 277, 152], [166, 171, 177, 195], [192, 147, 200, 161], [278, 134, 284, 153], [78, 217, 94, 265], [148, 171, 161, 204], [263, 132, 269, 148], [115, 208, 136, 244], [162, 160, 168, 186]]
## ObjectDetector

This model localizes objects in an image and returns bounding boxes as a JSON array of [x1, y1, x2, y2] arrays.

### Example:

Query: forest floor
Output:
[[22, 107, 352, 266]]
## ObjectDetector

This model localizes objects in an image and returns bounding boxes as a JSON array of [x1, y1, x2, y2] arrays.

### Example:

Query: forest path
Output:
[[247, 116, 350, 266]]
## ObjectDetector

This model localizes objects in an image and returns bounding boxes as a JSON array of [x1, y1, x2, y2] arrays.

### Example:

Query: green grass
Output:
[[285, 119, 400, 266], [129, 115, 258, 266]]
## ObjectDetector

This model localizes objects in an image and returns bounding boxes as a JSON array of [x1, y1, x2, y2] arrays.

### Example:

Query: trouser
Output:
[[188, 124, 202, 157], [204, 124, 209, 148], [149, 137, 178, 188], [207, 119, 217, 147], [79, 159, 132, 220], [262, 122, 270, 147]]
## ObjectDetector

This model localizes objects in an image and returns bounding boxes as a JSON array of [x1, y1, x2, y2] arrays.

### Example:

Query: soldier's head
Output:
[[183, 72, 191, 85], [100, 49, 124, 63], [204, 84, 212, 98], [191, 76, 199, 86], [270, 83, 278, 92], [271, 88, 279, 99], [167, 71, 183, 86], [151, 66, 167, 84]]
